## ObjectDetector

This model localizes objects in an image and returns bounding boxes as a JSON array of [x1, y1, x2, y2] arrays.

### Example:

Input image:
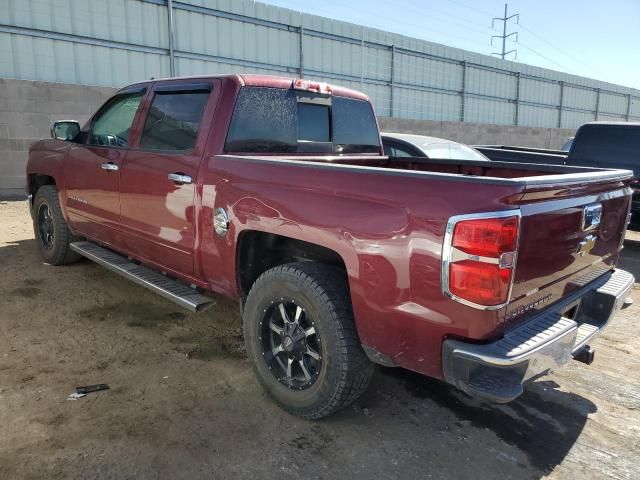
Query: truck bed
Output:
[[472, 145, 568, 165], [230, 154, 631, 186], [216, 153, 632, 344]]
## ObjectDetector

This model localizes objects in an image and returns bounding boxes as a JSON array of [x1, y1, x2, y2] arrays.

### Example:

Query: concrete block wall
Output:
[[377, 118, 575, 150], [0, 78, 116, 199], [0, 77, 577, 199]]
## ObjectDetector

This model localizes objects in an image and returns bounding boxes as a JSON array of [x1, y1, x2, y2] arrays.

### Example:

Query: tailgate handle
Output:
[[582, 204, 602, 231], [168, 172, 192, 184]]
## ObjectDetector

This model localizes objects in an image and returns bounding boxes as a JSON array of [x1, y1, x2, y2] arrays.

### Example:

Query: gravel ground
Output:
[[1, 200, 639, 480]]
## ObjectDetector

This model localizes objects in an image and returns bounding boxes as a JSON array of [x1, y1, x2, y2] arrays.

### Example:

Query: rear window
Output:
[[570, 125, 640, 175], [224, 87, 380, 154], [298, 103, 330, 142]]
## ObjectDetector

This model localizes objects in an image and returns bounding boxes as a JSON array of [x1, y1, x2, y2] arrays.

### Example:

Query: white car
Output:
[[382, 132, 490, 161]]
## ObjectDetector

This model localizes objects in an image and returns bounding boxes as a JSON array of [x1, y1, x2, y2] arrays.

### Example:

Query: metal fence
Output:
[[1, 0, 639, 129]]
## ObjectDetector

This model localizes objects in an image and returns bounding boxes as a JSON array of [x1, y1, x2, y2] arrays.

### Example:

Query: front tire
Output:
[[243, 262, 374, 419], [32, 185, 81, 265]]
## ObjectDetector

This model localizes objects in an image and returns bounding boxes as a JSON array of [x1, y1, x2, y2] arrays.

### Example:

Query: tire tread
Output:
[[245, 262, 374, 419], [33, 185, 81, 265]]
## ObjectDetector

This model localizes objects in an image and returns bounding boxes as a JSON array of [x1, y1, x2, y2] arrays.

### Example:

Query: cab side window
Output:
[[139, 89, 210, 151], [89, 92, 144, 147]]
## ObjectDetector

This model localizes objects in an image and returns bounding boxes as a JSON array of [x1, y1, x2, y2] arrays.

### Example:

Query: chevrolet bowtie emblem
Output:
[[576, 234, 597, 256]]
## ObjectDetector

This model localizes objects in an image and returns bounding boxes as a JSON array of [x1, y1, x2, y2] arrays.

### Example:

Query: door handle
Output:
[[101, 162, 119, 172], [168, 173, 192, 184]]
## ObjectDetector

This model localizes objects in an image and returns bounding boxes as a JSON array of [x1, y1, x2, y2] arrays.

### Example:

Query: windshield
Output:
[[420, 143, 489, 161], [225, 87, 380, 154], [561, 138, 574, 152]]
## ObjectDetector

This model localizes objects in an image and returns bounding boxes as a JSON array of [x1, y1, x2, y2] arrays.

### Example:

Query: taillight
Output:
[[449, 261, 512, 306], [443, 213, 520, 308], [452, 217, 518, 257]]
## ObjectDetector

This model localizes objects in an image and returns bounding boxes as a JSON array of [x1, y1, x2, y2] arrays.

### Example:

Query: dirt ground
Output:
[[0, 200, 639, 480]]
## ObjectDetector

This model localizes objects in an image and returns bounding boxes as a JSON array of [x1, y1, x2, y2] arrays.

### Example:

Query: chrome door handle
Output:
[[101, 162, 119, 171], [168, 173, 192, 184]]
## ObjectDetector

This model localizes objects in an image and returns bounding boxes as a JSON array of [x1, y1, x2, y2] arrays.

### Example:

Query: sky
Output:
[[260, 0, 640, 90]]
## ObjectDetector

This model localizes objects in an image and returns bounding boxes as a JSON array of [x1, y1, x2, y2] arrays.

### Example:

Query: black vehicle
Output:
[[475, 122, 640, 230], [561, 137, 574, 152]]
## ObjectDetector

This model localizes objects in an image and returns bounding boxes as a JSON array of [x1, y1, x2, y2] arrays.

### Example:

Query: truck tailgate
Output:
[[506, 176, 632, 329]]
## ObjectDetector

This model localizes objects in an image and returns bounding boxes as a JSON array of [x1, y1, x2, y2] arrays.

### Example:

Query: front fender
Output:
[[26, 139, 71, 219]]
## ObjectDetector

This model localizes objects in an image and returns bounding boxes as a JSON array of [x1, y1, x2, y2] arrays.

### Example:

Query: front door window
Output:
[[89, 92, 144, 148]]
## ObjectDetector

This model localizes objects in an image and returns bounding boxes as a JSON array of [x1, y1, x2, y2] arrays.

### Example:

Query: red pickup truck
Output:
[[26, 74, 635, 419]]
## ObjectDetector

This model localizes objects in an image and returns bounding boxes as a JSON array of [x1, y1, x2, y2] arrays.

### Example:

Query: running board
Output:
[[70, 241, 216, 312]]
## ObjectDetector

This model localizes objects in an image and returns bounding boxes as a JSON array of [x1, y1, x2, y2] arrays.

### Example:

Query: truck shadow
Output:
[[619, 239, 640, 279], [366, 367, 596, 476]]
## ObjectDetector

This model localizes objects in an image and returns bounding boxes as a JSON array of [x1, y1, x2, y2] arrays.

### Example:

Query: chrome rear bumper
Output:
[[442, 269, 635, 403]]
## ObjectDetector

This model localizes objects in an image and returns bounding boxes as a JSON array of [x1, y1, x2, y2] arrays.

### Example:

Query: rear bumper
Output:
[[442, 268, 634, 403]]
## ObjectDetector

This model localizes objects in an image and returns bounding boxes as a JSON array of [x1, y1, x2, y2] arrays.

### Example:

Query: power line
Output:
[[269, 0, 494, 55], [396, 0, 493, 36], [491, 3, 519, 60], [445, 0, 494, 18], [270, 0, 591, 76], [273, 0, 488, 49], [317, 0, 491, 51], [486, 4, 588, 76], [516, 42, 569, 71], [518, 23, 601, 76]]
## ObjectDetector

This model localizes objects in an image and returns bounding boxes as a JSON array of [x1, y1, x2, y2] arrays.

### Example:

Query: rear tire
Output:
[[243, 262, 374, 419], [33, 185, 82, 265]]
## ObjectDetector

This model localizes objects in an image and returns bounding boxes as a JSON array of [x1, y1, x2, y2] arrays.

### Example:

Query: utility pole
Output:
[[491, 3, 519, 60]]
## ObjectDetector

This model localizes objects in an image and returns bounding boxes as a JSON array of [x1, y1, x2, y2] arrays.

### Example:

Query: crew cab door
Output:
[[64, 86, 146, 243], [118, 81, 217, 276]]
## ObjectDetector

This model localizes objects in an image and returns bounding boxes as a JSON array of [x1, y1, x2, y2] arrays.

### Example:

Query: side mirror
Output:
[[51, 120, 81, 141]]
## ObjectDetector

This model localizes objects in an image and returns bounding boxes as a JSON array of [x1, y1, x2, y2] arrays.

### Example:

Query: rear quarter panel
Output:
[[199, 156, 524, 378]]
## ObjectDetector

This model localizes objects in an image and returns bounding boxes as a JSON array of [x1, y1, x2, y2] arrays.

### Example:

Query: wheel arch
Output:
[[28, 173, 57, 196], [27, 174, 57, 215], [235, 230, 350, 301]]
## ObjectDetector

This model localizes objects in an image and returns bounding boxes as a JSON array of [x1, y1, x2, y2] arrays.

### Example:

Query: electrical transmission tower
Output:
[[491, 3, 519, 60]]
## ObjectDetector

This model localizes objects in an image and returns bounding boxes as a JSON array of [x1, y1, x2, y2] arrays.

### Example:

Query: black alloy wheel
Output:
[[260, 299, 322, 390], [243, 262, 375, 419], [32, 185, 82, 265], [37, 203, 55, 250]]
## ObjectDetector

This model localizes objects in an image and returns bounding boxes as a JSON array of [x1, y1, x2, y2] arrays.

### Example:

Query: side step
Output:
[[70, 241, 216, 312]]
